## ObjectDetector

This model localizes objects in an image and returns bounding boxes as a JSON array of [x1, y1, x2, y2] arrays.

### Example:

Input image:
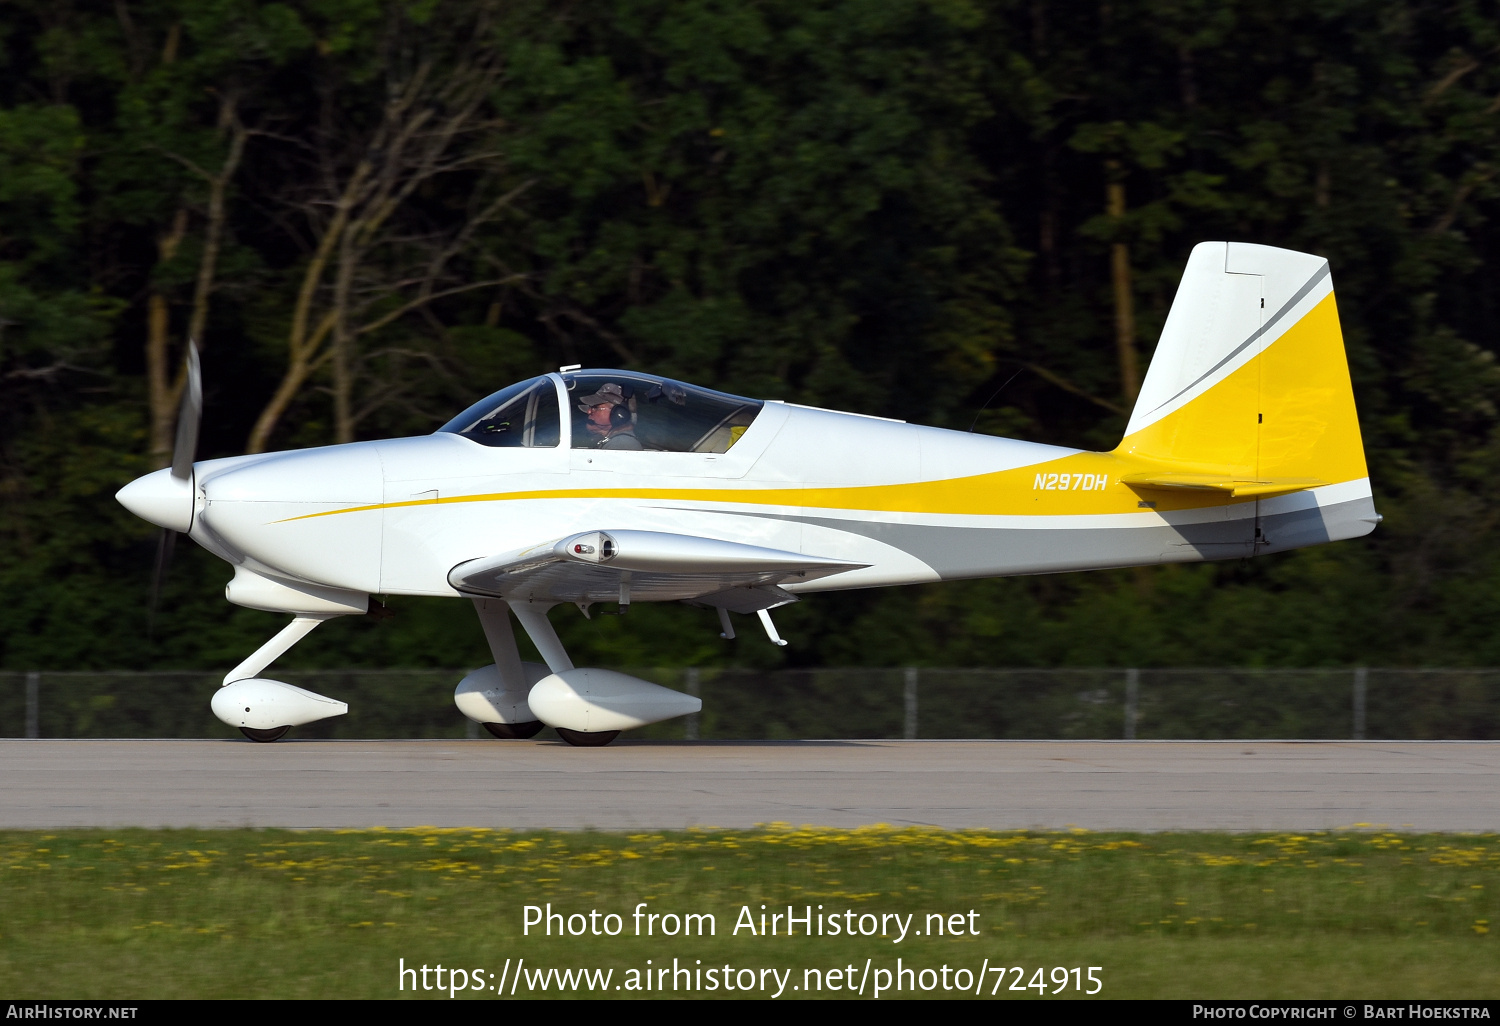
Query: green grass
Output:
[[0, 827, 1495, 999]]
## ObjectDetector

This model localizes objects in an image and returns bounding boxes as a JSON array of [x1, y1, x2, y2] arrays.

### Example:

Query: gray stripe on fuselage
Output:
[[757, 512, 1253, 578], [1258, 492, 1378, 553], [683, 493, 1377, 581]]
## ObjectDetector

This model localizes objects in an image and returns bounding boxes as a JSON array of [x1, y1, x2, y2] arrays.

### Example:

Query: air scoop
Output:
[[116, 467, 195, 534]]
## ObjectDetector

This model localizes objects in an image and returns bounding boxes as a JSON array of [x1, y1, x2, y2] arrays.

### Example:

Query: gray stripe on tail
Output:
[[1146, 261, 1331, 418]]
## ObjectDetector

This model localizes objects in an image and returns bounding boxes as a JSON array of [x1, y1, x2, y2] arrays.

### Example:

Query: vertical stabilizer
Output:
[[1114, 241, 1375, 550], [1118, 241, 1368, 490]]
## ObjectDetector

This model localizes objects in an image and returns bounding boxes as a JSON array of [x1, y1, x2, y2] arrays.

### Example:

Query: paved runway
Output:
[[2, 738, 1498, 832]]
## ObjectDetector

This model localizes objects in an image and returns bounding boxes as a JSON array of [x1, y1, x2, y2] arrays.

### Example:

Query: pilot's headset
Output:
[[610, 384, 636, 427]]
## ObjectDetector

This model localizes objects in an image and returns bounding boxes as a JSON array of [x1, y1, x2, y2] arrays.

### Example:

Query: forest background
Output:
[[1, 0, 1498, 674]]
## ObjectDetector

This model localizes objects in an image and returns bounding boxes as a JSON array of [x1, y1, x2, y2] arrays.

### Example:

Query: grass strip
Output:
[[0, 826, 1495, 999]]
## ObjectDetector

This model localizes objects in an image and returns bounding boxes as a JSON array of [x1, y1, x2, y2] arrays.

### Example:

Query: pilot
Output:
[[577, 382, 644, 449]]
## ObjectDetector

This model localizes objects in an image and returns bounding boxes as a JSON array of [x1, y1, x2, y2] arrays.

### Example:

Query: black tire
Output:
[[482, 720, 545, 740], [239, 725, 290, 743], [555, 727, 621, 748]]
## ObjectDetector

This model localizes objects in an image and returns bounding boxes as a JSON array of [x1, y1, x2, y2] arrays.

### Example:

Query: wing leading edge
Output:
[[448, 530, 867, 609]]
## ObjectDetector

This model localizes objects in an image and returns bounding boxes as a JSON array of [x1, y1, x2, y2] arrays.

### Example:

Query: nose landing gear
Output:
[[212, 614, 349, 742]]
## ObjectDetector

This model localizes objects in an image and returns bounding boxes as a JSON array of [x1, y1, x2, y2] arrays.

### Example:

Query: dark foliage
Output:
[[2, 0, 1499, 671]]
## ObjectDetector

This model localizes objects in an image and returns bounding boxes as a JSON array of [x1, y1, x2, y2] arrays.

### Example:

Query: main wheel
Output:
[[555, 727, 620, 748], [482, 720, 545, 740], [239, 725, 290, 743]]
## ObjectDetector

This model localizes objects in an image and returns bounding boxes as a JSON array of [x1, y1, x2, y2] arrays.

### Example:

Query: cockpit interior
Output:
[[440, 370, 762, 454]]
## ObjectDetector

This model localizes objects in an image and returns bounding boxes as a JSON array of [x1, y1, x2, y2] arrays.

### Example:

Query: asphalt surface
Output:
[[3, 738, 1498, 832]]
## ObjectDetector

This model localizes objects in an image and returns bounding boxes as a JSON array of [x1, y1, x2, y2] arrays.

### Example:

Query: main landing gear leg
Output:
[[509, 601, 574, 673], [510, 602, 620, 748], [455, 598, 546, 739]]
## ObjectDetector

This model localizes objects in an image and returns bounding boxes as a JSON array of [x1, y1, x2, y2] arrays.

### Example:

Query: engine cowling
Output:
[[527, 669, 701, 734]]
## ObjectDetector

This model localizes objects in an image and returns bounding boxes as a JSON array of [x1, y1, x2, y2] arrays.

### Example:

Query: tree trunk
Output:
[[148, 95, 249, 464], [1107, 177, 1139, 402], [247, 349, 315, 457], [186, 99, 247, 346], [331, 231, 356, 444], [243, 26, 519, 451], [146, 209, 189, 467], [245, 161, 368, 453]]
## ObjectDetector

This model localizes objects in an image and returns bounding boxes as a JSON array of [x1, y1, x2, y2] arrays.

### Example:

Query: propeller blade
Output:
[[154, 341, 200, 634], [147, 527, 177, 637], [170, 340, 202, 481]]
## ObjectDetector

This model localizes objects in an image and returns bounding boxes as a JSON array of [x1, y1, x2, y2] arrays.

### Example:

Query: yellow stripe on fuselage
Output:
[[274, 457, 1136, 523]]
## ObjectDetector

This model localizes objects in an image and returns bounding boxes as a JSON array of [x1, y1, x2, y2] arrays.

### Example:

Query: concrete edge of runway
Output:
[[5, 738, 1499, 831]]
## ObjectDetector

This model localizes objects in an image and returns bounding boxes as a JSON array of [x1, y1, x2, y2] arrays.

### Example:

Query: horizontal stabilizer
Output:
[[1122, 473, 1324, 498]]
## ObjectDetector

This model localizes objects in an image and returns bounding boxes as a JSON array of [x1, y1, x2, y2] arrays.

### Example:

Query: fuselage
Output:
[[145, 370, 1374, 604]]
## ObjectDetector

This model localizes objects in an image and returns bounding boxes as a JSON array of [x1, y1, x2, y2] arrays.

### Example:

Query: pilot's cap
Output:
[[577, 382, 631, 411]]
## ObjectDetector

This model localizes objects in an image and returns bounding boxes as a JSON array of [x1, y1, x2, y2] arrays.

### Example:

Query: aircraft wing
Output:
[[447, 530, 867, 608]]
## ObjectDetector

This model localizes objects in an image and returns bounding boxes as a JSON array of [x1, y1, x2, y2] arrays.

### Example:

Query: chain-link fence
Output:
[[3, 667, 1500, 740]]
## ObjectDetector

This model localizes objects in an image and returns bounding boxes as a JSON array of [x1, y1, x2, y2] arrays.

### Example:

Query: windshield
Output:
[[563, 370, 762, 452], [438, 375, 560, 447]]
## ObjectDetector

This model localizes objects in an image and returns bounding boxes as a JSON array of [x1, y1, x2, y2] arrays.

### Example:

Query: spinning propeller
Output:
[[148, 341, 201, 631]]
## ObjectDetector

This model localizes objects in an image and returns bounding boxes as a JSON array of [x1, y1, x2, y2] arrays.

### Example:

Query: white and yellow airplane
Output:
[[117, 241, 1377, 745]]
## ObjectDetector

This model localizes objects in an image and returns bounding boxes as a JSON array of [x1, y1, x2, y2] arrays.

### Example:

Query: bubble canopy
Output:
[[439, 370, 763, 453], [438, 375, 559, 448]]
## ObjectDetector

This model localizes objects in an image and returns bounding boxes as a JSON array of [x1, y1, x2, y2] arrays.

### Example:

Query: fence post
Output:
[[25, 671, 39, 739], [903, 667, 918, 740], [1124, 668, 1139, 740], [684, 667, 700, 741], [1353, 667, 1367, 741]]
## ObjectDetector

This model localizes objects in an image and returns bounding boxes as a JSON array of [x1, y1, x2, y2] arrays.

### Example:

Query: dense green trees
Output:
[[2, 0, 1498, 671]]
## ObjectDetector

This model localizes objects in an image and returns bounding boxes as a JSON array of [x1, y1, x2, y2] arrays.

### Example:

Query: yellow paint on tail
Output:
[[1257, 292, 1367, 483], [1113, 290, 1367, 502]]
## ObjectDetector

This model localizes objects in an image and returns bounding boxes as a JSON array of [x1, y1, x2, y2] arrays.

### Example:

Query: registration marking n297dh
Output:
[[1034, 472, 1108, 492]]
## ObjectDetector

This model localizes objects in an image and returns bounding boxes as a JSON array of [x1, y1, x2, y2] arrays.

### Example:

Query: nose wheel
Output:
[[239, 725, 291, 743]]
